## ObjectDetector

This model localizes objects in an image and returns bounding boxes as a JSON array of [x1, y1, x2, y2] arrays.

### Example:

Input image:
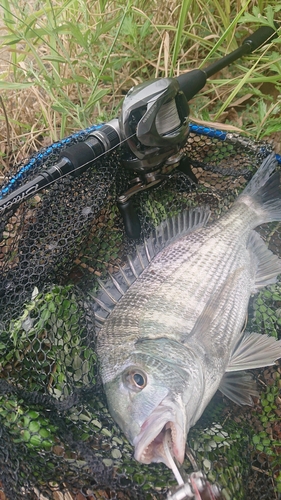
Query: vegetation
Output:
[[0, 1, 280, 168]]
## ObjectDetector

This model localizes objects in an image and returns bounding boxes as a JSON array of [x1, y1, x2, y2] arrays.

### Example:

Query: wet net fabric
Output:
[[0, 125, 280, 500]]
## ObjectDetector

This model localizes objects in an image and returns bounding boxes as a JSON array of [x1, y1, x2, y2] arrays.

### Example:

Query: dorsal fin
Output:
[[155, 206, 210, 251], [91, 207, 210, 329]]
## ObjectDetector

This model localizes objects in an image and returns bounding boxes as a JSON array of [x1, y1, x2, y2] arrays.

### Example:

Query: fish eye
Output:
[[124, 368, 147, 391], [133, 372, 146, 388]]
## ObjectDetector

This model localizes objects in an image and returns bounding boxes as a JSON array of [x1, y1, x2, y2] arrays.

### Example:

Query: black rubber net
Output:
[[0, 126, 280, 500]]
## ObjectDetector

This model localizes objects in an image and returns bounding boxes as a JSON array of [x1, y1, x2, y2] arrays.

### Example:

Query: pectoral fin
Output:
[[226, 331, 281, 372], [186, 267, 244, 345], [220, 331, 281, 405], [219, 371, 258, 406]]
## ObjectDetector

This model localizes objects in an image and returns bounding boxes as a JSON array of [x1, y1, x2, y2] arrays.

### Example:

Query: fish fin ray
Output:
[[154, 207, 210, 252], [238, 153, 281, 224], [92, 207, 210, 328], [226, 331, 281, 372], [247, 230, 281, 290], [96, 277, 118, 304], [91, 265, 135, 325], [144, 239, 152, 262], [241, 153, 277, 197], [219, 371, 258, 406], [117, 264, 132, 287], [127, 254, 140, 278]]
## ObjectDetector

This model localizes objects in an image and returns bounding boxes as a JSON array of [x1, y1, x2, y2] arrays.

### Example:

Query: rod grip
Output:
[[243, 25, 278, 52], [176, 69, 207, 101]]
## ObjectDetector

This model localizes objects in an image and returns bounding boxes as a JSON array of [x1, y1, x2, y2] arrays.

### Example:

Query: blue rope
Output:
[[189, 123, 281, 165], [189, 123, 227, 140], [1, 122, 280, 199]]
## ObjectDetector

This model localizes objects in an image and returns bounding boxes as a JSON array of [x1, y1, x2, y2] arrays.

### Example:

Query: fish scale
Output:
[[133, 235, 247, 344], [94, 153, 281, 470]]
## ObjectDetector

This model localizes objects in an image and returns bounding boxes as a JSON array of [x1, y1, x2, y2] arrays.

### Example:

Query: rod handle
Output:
[[176, 69, 207, 102], [243, 25, 278, 52]]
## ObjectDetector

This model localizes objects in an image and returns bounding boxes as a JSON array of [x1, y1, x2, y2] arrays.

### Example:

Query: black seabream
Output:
[[93, 153, 281, 471]]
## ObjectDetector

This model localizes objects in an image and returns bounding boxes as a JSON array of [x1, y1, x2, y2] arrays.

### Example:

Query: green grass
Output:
[[0, 0, 280, 166]]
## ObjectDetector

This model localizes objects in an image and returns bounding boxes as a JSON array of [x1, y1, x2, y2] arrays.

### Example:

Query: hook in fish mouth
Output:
[[133, 402, 187, 468]]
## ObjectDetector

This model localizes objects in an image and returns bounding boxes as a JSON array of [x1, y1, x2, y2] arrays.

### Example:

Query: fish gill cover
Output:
[[0, 128, 280, 500]]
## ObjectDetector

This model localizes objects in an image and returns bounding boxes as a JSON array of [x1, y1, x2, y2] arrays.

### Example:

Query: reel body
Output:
[[119, 77, 190, 173], [118, 77, 193, 237]]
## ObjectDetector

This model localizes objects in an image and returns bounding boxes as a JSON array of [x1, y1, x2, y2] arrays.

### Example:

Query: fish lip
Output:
[[133, 402, 186, 467]]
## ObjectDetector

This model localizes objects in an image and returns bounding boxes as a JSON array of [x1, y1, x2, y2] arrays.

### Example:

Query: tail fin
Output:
[[238, 153, 281, 224]]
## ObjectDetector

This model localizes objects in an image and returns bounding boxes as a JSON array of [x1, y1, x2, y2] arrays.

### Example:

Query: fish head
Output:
[[102, 338, 204, 468]]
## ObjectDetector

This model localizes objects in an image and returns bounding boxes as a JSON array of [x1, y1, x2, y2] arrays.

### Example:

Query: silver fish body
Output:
[[94, 154, 281, 469]]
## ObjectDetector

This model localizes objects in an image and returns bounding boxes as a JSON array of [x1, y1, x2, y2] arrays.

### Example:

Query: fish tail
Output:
[[238, 153, 281, 224]]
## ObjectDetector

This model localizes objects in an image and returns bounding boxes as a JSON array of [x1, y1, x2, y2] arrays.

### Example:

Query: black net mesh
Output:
[[0, 126, 280, 500]]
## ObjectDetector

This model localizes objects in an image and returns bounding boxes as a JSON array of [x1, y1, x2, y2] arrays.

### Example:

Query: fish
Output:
[[93, 153, 281, 471]]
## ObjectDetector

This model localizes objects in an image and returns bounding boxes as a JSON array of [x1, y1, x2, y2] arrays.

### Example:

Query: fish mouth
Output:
[[133, 402, 186, 467]]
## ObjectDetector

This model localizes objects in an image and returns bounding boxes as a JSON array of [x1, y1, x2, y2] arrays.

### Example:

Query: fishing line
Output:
[[163, 431, 185, 486]]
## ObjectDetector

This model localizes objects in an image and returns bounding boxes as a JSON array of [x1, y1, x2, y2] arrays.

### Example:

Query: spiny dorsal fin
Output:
[[91, 207, 210, 329], [154, 206, 210, 253]]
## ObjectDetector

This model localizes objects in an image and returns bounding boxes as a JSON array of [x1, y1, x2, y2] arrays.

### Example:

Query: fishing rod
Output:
[[0, 25, 278, 238]]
